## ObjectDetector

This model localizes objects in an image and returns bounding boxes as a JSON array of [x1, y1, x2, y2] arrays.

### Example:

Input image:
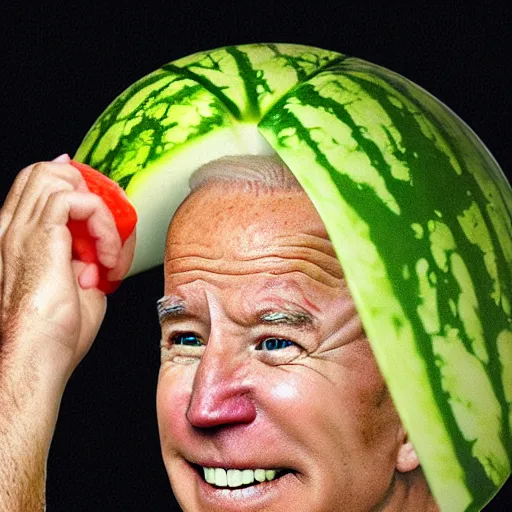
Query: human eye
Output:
[[171, 332, 204, 347], [161, 331, 205, 365], [257, 337, 296, 351]]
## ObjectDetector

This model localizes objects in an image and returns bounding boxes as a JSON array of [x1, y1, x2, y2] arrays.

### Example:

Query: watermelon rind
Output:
[[74, 43, 512, 512]]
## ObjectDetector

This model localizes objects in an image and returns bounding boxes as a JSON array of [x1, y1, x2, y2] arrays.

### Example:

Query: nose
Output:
[[186, 343, 256, 429]]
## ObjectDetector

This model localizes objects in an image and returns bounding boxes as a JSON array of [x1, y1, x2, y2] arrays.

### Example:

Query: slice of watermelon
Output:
[[67, 160, 137, 294]]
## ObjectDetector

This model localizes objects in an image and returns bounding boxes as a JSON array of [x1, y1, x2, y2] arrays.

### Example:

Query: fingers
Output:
[[77, 227, 136, 292], [108, 228, 136, 281], [0, 158, 115, 381], [52, 154, 71, 164], [16, 162, 87, 226], [0, 157, 85, 237], [41, 189, 122, 269], [75, 261, 100, 290], [1, 157, 132, 293]]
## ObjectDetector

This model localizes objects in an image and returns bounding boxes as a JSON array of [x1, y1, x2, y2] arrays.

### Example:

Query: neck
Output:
[[375, 468, 440, 512]]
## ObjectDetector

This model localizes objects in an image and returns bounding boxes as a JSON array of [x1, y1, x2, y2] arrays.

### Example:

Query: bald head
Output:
[[188, 154, 304, 196], [164, 154, 341, 289]]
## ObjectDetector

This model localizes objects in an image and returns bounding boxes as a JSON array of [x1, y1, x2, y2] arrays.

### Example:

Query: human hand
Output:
[[0, 154, 135, 386]]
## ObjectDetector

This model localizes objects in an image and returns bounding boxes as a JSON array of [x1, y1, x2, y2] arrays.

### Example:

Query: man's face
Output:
[[157, 185, 406, 512]]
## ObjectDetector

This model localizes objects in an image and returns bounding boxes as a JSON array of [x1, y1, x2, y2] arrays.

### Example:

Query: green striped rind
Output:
[[74, 69, 235, 188], [258, 57, 511, 511], [75, 44, 343, 273], [75, 43, 342, 186], [169, 43, 343, 120]]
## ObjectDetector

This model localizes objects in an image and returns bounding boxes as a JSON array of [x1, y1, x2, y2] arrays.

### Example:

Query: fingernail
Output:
[[52, 153, 70, 163]]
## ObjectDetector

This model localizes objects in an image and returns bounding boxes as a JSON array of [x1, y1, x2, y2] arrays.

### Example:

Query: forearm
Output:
[[0, 414, 48, 512], [0, 339, 66, 512]]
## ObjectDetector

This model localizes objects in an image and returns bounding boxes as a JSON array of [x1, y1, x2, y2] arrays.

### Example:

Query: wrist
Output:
[[6, 318, 83, 381], [0, 332, 73, 427]]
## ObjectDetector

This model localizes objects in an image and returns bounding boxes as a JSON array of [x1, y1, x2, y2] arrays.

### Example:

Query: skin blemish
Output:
[[374, 383, 390, 408], [255, 279, 322, 314]]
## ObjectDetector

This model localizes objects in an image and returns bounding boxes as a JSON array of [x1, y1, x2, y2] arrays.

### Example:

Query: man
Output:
[[0, 154, 438, 510]]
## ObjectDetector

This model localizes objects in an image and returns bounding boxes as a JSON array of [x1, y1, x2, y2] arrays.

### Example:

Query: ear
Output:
[[396, 430, 421, 473]]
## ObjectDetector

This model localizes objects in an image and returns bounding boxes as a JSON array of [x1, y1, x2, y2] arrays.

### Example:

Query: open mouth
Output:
[[193, 464, 292, 489]]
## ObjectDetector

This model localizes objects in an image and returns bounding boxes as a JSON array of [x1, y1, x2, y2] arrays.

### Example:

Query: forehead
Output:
[[163, 185, 343, 291], [166, 185, 331, 255]]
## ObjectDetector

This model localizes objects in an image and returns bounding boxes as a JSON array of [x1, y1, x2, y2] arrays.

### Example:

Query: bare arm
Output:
[[0, 155, 134, 511]]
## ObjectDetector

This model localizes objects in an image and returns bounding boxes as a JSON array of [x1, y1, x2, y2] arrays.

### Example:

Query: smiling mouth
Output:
[[195, 465, 292, 489]]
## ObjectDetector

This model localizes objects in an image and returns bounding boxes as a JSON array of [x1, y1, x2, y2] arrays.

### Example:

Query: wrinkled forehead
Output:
[[165, 182, 331, 252], [162, 182, 343, 293]]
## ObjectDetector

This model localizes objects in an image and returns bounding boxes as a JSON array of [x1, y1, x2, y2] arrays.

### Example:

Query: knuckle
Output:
[[24, 163, 57, 191], [17, 165, 34, 180], [41, 190, 68, 219], [29, 161, 82, 188], [61, 164, 84, 186], [38, 167, 76, 190], [10, 165, 34, 190], [31, 161, 51, 176], [45, 188, 67, 208], [45, 177, 74, 195], [61, 163, 84, 185], [89, 192, 105, 209]]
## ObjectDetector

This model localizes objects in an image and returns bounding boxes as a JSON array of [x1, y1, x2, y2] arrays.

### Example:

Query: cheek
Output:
[[354, 378, 401, 450], [308, 342, 402, 453], [261, 369, 347, 453], [156, 367, 195, 453], [337, 349, 402, 453], [261, 355, 396, 450]]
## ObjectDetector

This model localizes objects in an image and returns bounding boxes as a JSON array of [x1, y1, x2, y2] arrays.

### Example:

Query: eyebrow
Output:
[[259, 310, 314, 328], [156, 296, 187, 323], [156, 297, 315, 328]]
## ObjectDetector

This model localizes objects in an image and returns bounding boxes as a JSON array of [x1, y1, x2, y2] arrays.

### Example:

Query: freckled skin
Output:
[[157, 185, 437, 512]]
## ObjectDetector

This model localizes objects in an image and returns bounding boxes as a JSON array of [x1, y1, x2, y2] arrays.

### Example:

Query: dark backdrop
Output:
[[1, 2, 510, 511]]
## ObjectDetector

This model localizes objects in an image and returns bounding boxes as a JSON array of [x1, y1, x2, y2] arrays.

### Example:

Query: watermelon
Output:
[[67, 160, 138, 294], [74, 43, 511, 511]]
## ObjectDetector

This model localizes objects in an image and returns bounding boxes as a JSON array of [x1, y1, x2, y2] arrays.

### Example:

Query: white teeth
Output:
[[215, 468, 227, 487], [242, 469, 254, 485], [254, 469, 266, 482], [227, 469, 242, 487], [265, 469, 276, 481], [203, 467, 215, 484], [202, 467, 282, 488]]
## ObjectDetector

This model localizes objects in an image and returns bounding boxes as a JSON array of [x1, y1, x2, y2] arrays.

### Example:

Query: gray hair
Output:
[[188, 154, 304, 195]]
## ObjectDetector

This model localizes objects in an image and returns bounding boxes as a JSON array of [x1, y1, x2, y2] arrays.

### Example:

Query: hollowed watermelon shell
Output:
[[74, 43, 511, 511]]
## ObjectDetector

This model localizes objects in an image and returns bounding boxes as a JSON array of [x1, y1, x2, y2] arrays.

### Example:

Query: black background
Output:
[[1, 2, 510, 511]]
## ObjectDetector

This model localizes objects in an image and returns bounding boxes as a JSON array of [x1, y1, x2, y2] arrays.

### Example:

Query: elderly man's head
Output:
[[156, 155, 433, 512]]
